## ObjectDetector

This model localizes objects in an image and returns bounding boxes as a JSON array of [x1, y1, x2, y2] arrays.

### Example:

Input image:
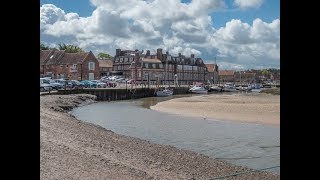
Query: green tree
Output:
[[58, 43, 84, 53], [97, 52, 113, 59], [40, 42, 49, 50], [261, 69, 270, 76]]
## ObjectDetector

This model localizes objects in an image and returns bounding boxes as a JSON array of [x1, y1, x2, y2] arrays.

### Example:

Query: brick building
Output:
[[218, 70, 235, 83], [234, 72, 256, 84], [205, 64, 219, 84], [40, 50, 99, 80], [115, 48, 208, 85], [98, 58, 113, 77]]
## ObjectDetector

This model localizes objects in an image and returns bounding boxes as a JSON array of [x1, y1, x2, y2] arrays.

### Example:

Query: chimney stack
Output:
[[116, 49, 121, 57], [178, 53, 181, 57], [146, 50, 150, 56], [157, 48, 163, 60], [191, 54, 195, 58]]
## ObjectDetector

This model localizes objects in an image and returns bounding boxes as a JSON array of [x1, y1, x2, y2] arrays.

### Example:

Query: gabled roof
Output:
[[40, 50, 54, 65], [57, 52, 90, 65], [219, 70, 235, 76], [205, 64, 217, 72], [98, 60, 113, 68], [40, 50, 93, 65], [45, 50, 66, 65]]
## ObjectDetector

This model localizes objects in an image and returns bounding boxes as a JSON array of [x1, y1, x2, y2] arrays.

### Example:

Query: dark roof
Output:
[[57, 52, 90, 64], [40, 50, 92, 65], [40, 50, 54, 65], [45, 50, 65, 65]]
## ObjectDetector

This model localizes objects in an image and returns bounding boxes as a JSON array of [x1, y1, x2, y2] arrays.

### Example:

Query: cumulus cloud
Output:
[[234, 0, 263, 9], [40, 0, 279, 69]]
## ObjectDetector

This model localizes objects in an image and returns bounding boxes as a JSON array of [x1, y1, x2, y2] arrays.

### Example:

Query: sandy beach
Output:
[[40, 94, 279, 179], [150, 93, 280, 125]]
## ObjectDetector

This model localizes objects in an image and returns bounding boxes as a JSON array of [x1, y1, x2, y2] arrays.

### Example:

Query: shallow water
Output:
[[72, 94, 280, 174]]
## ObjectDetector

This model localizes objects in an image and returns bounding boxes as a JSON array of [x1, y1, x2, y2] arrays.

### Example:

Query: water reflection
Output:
[[72, 94, 280, 174]]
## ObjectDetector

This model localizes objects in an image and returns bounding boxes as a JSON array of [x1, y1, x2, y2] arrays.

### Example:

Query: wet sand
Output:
[[150, 93, 280, 125], [40, 94, 279, 179]]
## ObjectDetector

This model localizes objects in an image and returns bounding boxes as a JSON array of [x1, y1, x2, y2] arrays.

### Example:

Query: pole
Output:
[[80, 63, 83, 81], [148, 74, 150, 89]]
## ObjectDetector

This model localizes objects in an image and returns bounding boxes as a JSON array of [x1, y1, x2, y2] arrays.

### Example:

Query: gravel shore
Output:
[[40, 94, 279, 179]]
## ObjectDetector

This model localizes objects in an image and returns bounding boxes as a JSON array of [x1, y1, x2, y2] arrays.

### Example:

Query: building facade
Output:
[[115, 48, 209, 85], [205, 64, 219, 84], [218, 70, 235, 83], [40, 50, 99, 80], [98, 58, 113, 77]]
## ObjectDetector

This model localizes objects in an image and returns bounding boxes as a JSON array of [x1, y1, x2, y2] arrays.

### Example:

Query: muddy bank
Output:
[[40, 94, 279, 179]]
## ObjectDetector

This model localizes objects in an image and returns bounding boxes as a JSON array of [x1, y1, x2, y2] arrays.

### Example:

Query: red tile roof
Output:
[[98, 60, 113, 68], [219, 70, 235, 76], [205, 64, 217, 72]]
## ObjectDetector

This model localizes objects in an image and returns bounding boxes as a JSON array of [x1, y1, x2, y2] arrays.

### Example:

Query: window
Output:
[[144, 63, 149, 69], [129, 57, 133, 62], [73, 64, 77, 69], [89, 62, 95, 70], [159, 64, 163, 69], [120, 58, 123, 62], [152, 64, 156, 69], [124, 57, 128, 62]]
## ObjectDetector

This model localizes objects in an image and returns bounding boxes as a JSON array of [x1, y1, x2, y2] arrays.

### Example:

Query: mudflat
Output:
[[151, 93, 280, 126], [40, 94, 279, 179]]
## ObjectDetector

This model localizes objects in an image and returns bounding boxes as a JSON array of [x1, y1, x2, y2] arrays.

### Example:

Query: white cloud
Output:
[[40, 1, 279, 69], [234, 0, 263, 9], [171, 47, 201, 57]]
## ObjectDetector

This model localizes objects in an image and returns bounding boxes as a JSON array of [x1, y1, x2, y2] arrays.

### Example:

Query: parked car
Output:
[[91, 80, 107, 88], [47, 79, 63, 90], [40, 79, 53, 92], [107, 81, 117, 87], [80, 80, 97, 88], [68, 80, 83, 89]]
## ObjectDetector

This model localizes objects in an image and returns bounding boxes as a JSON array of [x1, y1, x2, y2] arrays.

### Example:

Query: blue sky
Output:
[[40, 0, 280, 69]]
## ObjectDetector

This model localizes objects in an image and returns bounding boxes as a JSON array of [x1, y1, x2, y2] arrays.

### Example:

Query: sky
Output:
[[40, 0, 280, 70]]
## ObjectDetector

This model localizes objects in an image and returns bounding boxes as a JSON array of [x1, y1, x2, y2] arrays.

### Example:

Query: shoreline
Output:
[[150, 93, 280, 126], [40, 94, 279, 179]]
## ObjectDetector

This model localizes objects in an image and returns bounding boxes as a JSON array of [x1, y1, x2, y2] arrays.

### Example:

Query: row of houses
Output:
[[40, 48, 219, 84], [112, 48, 219, 85], [40, 48, 277, 84]]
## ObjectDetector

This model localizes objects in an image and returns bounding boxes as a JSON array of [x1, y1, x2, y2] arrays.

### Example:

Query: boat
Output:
[[156, 88, 173, 97], [222, 83, 238, 92], [238, 84, 252, 92], [189, 85, 208, 94], [210, 85, 223, 92]]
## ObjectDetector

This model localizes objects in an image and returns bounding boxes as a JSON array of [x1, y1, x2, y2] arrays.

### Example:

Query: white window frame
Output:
[[89, 62, 95, 70]]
